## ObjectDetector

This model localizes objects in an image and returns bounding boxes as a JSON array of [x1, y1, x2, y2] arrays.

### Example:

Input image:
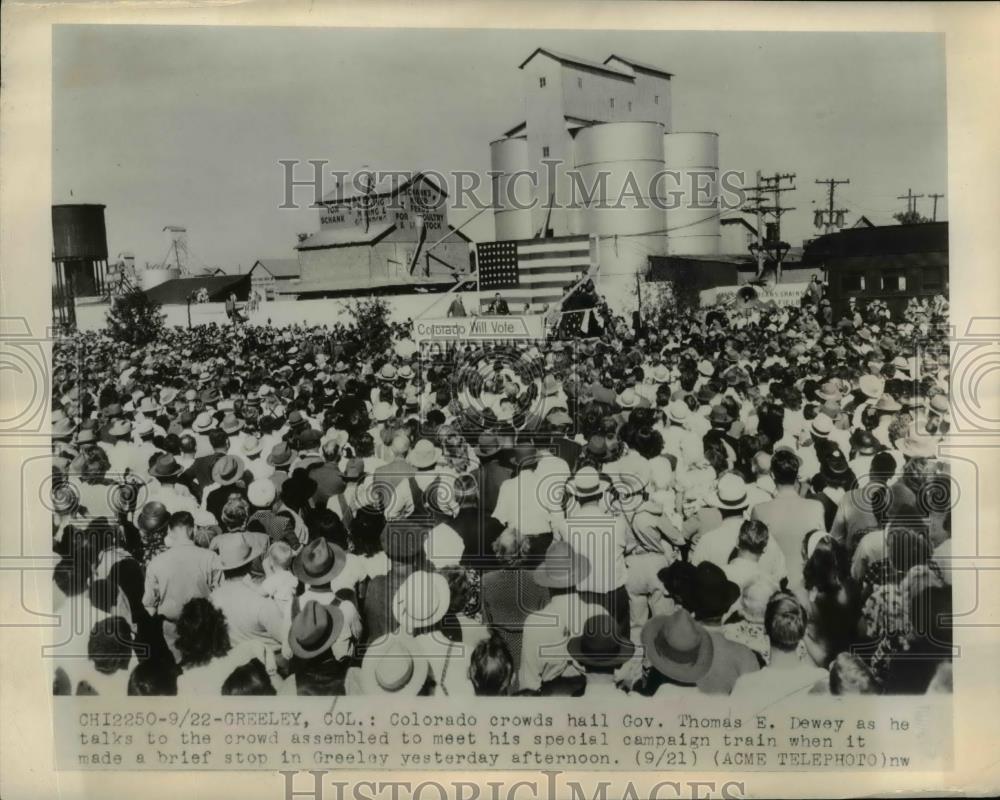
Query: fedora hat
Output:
[[107, 419, 131, 438], [874, 394, 902, 413], [53, 417, 77, 440], [149, 453, 183, 479], [267, 442, 295, 468], [407, 439, 441, 469], [616, 388, 640, 409], [240, 434, 263, 458], [358, 633, 429, 695], [192, 411, 216, 433], [287, 410, 308, 430], [220, 412, 244, 434], [216, 531, 267, 571], [138, 396, 161, 415], [211, 454, 245, 486], [899, 436, 937, 460], [293, 538, 347, 586], [288, 601, 344, 659], [392, 570, 450, 633], [666, 400, 689, 424], [247, 478, 277, 508], [158, 387, 179, 406], [709, 473, 749, 511], [380, 522, 428, 562], [709, 405, 732, 427], [568, 614, 636, 669], [333, 360, 349, 373], [641, 609, 713, 684], [858, 374, 884, 400], [342, 457, 366, 482], [928, 394, 949, 416], [821, 450, 851, 483], [567, 466, 610, 498], [298, 428, 322, 450], [815, 381, 843, 403], [652, 364, 671, 383], [200, 387, 221, 406], [75, 428, 96, 445], [851, 429, 879, 456], [373, 401, 395, 423], [697, 360, 714, 378], [810, 415, 833, 439], [533, 540, 590, 589], [583, 435, 609, 462]]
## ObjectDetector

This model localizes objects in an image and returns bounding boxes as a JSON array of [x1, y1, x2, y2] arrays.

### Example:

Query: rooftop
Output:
[[250, 258, 300, 278], [142, 274, 249, 305], [603, 54, 674, 79], [519, 48, 634, 80], [802, 222, 949, 263]]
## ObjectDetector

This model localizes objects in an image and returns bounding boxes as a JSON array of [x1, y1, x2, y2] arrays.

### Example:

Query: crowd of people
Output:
[[49, 288, 954, 700]]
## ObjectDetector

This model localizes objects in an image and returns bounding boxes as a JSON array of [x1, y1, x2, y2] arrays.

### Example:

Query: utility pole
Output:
[[761, 172, 796, 283], [896, 188, 925, 215], [814, 178, 850, 234], [928, 192, 945, 222], [741, 170, 767, 280]]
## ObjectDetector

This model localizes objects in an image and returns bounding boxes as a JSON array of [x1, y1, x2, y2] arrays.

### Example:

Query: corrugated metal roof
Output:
[[802, 222, 948, 264], [251, 258, 300, 278], [142, 274, 250, 305], [295, 223, 396, 251], [603, 55, 674, 79], [519, 48, 634, 79]]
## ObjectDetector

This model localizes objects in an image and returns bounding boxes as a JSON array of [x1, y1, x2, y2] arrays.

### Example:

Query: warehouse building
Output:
[[285, 173, 472, 298]]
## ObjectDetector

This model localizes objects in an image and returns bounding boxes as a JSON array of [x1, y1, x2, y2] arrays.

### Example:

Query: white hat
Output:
[[392, 571, 450, 634], [358, 633, 429, 695], [248, 478, 277, 508], [424, 523, 465, 569]]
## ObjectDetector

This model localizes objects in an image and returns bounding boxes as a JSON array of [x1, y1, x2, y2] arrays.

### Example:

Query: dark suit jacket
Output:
[[309, 462, 346, 507], [181, 452, 225, 498]]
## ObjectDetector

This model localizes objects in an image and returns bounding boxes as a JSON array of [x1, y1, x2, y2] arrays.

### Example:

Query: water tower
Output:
[[52, 204, 109, 327]]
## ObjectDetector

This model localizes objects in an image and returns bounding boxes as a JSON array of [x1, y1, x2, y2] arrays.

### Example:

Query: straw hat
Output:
[[709, 473, 750, 511], [392, 570, 450, 633], [358, 633, 429, 695]]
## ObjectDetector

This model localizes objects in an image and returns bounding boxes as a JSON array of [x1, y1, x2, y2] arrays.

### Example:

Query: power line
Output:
[[741, 171, 796, 281]]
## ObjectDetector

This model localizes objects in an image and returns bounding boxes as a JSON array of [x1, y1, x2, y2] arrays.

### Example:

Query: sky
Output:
[[53, 25, 947, 273]]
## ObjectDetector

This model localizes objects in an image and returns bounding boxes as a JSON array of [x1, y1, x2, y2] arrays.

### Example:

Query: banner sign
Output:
[[700, 282, 810, 308], [412, 314, 545, 342]]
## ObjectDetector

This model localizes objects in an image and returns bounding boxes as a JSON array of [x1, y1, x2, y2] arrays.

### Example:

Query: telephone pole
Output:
[[928, 192, 945, 222], [814, 178, 850, 234], [896, 188, 925, 215], [742, 171, 796, 283]]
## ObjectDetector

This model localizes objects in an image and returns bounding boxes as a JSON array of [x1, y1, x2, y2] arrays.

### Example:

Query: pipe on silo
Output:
[[663, 132, 721, 256]]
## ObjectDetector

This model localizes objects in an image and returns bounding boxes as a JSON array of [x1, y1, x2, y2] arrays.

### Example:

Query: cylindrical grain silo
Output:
[[573, 122, 667, 314], [490, 137, 534, 241], [137, 265, 181, 291], [663, 132, 721, 256]]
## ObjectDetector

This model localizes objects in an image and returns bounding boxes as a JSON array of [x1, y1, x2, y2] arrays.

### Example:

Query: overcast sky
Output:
[[53, 25, 947, 273]]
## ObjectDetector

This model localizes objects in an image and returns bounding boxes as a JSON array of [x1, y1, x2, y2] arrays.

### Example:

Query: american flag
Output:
[[476, 235, 594, 313]]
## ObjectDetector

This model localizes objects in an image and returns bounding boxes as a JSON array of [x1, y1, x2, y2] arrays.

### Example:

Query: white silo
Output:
[[573, 121, 667, 314], [490, 137, 534, 241], [663, 132, 721, 256]]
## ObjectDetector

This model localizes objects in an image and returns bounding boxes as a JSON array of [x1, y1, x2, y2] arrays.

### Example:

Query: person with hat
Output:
[[692, 473, 786, 583], [146, 453, 200, 515], [384, 439, 457, 520], [847, 429, 881, 488], [142, 511, 223, 661], [209, 532, 285, 650], [730, 592, 828, 704], [562, 466, 630, 635], [201, 454, 250, 522], [347, 632, 431, 696], [661, 399, 699, 471], [180, 428, 231, 501], [806, 448, 855, 530], [636, 607, 759, 696], [567, 613, 636, 697], [281, 600, 350, 695], [515, 537, 604, 694]]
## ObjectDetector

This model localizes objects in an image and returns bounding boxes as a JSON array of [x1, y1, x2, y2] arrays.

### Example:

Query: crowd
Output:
[[49, 288, 954, 700]]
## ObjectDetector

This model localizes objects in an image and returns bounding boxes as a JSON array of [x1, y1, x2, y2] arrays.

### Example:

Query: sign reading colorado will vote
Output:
[[413, 315, 545, 341]]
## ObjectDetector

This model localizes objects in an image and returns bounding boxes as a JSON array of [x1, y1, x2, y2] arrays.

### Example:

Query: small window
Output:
[[654, 95, 659, 104], [881, 270, 907, 292], [577, 77, 583, 89], [841, 273, 866, 292], [539, 77, 546, 88], [922, 267, 943, 291], [609, 98, 615, 109], [542, 146, 550, 158]]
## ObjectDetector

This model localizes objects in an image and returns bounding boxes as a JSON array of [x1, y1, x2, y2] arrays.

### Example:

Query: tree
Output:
[[893, 210, 931, 225], [105, 284, 166, 346], [342, 296, 409, 358]]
